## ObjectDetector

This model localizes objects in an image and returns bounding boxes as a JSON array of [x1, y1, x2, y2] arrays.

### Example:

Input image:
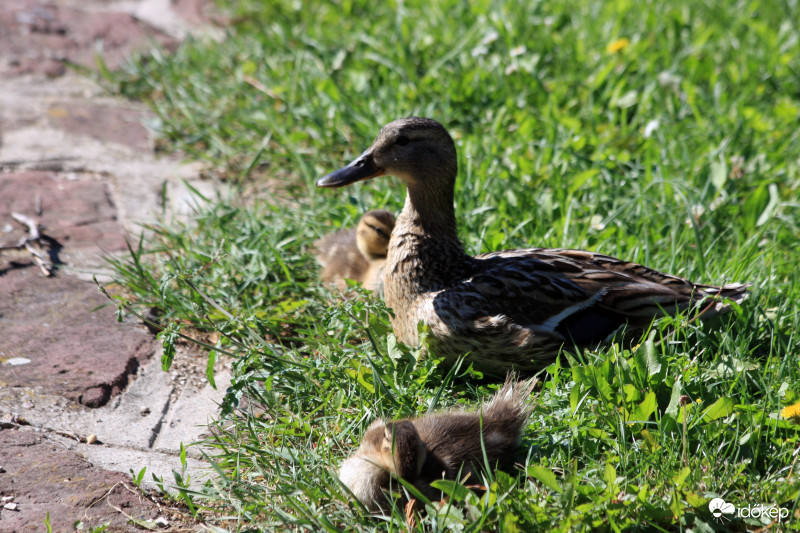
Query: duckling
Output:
[[314, 209, 396, 294], [339, 376, 536, 512], [317, 117, 749, 374]]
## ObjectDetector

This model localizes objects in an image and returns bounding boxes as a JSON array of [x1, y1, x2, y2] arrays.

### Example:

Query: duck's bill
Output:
[[316, 153, 385, 188]]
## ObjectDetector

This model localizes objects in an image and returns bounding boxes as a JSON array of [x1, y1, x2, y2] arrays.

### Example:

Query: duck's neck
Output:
[[403, 181, 459, 237], [385, 180, 472, 290]]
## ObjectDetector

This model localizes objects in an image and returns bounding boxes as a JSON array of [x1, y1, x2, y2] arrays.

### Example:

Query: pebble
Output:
[[3, 357, 31, 366]]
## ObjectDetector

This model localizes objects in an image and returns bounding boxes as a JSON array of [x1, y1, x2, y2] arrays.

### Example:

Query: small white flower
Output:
[[686, 204, 705, 225], [471, 45, 488, 58], [643, 119, 660, 138], [657, 71, 682, 90], [481, 30, 499, 46], [590, 215, 606, 231]]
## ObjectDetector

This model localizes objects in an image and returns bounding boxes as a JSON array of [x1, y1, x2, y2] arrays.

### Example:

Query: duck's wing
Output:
[[477, 248, 748, 314], [542, 249, 748, 305], [434, 248, 746, 352]]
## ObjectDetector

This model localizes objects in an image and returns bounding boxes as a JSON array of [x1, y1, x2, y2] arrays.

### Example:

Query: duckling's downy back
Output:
[[414, 377, 535, 474], [314, 227, 366, 288], [339, 376, 536, 512], [315, 209, 395, 293]]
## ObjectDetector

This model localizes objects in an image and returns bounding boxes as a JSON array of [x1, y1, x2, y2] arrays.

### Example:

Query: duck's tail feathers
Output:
[[484, 374, 537, 427], [694, 282, 750, 317]]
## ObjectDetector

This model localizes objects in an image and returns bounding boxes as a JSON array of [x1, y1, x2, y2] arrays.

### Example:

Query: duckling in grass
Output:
[[314, 209, 396, 294], [317, 117, 749, 374], [339, 376, 536, 512]]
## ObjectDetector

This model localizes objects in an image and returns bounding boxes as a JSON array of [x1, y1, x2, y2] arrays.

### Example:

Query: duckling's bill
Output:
[[316, 151, 385, 188]]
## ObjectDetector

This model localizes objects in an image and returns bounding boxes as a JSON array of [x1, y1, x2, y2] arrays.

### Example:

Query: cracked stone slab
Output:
[[75, 440, 212, 491], [0, 359, 177, 452], [0, 353, 229, 486], [153, 367, 231, 457], [82, 357, 232, 458], [89, 358, 175, 450], [0, 428, 192, 532], [0, 386, 92, 432], [0, 74, 111, 132], [0, 266, 154, 407]]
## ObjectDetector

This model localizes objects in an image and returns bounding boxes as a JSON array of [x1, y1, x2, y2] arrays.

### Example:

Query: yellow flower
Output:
[[780, 402, 800, 423], [607, 38, 630, 54]]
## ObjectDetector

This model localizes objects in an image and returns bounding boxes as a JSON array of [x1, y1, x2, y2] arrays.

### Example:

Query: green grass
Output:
[[103, 0, 800, 530]]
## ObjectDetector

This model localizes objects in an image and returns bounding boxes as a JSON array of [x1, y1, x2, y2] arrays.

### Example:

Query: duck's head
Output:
[[317, 117, 457, 190], [356, 210, 395, 260], [339, 418, 426, 511], [378, 420, 426, 480]]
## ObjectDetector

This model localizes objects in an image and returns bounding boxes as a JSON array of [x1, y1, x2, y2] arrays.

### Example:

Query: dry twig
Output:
[[0, 211, 55, 276]]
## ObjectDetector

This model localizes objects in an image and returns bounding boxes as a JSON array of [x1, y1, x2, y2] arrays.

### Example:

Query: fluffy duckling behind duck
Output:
[[317, 117, 749, 374], [314, 209, 395, 294], [339, 376, 536, 512]]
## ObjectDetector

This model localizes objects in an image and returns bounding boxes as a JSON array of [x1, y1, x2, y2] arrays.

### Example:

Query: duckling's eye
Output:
[[396, 135, 410, 146]]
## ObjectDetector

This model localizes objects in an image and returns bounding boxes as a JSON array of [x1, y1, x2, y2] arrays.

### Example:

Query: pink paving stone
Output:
[[0, 0, 177, 77], [0, 429, 176, 532], [0, 171, 152, 407], [0, 171, 128, 254], [0, 266, 154, 407]]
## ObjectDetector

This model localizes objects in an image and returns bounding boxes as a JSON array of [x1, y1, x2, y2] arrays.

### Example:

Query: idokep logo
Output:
[[709, 498, 791, 523], [709, 498, 735, 519]]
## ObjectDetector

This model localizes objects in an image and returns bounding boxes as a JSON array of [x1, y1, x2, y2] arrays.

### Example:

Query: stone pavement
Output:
[[0, 1, 228, 530]]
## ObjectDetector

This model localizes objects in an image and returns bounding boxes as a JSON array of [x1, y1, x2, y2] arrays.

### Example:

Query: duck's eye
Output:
[[396, 135, 410, 146]]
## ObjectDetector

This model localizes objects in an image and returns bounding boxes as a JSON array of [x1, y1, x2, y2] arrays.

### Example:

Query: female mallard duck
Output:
[[339, 376, 535, 512], [314, 209, 396, 294], [317, 117, 749, 374]]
